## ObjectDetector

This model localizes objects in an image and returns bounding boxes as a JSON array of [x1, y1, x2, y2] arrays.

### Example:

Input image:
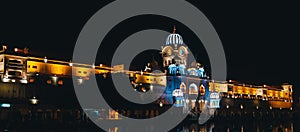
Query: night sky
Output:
[[1, 1, 299, 102]]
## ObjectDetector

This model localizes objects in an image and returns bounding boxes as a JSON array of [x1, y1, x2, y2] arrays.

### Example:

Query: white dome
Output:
[[166, 33, 183, 45], [165, 26, 184, 45]]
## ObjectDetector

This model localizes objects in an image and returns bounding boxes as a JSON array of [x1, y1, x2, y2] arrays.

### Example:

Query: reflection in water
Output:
[[1, 107, 299, 132], [79, 108, 299, 132], [108, 127, 119, 132], [171, 120, 297, 132]]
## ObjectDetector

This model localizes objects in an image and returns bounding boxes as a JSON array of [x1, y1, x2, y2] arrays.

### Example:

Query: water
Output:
[[1, 108, 299, 132], [171, 119, 297, 132], [1, 118, 297, 132]]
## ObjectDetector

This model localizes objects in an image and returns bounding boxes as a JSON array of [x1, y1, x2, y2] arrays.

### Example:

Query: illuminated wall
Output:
[[135, 74, 166, 86], [0, 55, 4, 73]]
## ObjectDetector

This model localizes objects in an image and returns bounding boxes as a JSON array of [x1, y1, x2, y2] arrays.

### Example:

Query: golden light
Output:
[[2, 45, 7, 50], [226, 105, 229, 109], [240, 104, 244, 109], [130, 73, 134, 77], [141, 87, 146, 92], [58, 80, 63, 85], [29, 78, 35, 83], [14, 48, 18, 52], [46, 79, 52, 84], [103, 74, 107, 78]]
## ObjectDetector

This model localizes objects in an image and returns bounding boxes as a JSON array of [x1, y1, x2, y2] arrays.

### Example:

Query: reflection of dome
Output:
[[179, 64, 186, 69], [165, 26, 183, 45]]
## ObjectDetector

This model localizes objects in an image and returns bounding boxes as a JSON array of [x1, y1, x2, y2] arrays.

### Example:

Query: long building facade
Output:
[[0, 27, 294, 120]]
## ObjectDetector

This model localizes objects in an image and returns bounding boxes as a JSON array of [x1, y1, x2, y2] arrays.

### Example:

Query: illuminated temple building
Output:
[[130, 27, 293, 111]]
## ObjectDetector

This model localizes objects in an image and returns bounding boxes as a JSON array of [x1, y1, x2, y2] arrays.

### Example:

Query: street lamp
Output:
[[30, 96, 39, 105]]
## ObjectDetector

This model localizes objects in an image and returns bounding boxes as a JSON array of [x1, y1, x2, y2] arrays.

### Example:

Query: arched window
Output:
[[180, 82, 186, 94], [188, 68, 197, 76], [199, 84, 205, 96], [189, 83, 198, 95]]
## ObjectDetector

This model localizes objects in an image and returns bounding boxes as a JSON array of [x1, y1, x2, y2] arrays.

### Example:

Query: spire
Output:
[[173, 25, 176, 34]]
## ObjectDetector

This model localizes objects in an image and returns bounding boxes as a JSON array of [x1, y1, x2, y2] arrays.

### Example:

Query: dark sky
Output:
[[1, 1, 299, 101]]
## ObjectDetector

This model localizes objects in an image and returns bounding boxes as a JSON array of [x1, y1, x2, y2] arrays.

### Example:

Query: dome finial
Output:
[[173, 25, 176, 34]]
